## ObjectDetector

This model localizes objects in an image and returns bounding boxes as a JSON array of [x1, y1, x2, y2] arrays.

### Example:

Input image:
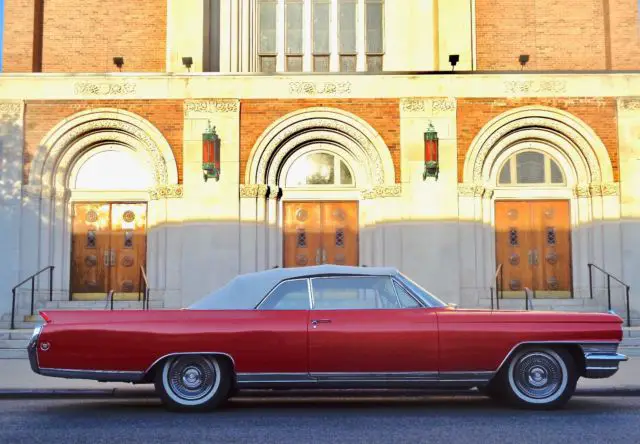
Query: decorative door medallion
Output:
[[284, 201, 359, 268], [495, 200, 571, 299], [71, 203, 148, 301]]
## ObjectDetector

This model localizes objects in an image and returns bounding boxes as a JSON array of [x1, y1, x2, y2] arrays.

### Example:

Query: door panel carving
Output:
[[284, 201, 359, 267], [495, 200, 571, 299], [71, 203, 147, 300]]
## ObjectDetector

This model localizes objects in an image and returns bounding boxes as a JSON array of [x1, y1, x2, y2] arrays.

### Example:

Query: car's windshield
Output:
[[396, 272, 447, 308]]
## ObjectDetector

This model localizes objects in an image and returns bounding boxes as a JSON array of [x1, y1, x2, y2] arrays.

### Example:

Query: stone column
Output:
[[0, 102, 25, 315]]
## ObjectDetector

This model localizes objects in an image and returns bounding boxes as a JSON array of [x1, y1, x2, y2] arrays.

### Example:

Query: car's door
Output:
[[307, 275, 439, 380], [239, 278, 311, 379]]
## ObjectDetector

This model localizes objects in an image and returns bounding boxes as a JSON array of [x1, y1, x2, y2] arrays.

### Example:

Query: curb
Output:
[[1, 387, 640, 400]]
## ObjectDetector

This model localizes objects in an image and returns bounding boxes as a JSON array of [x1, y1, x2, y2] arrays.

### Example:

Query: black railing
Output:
[[524, 287, 534, 311], [11, 266, 54, 330], [139, 266, 150, 310], [588, 263, 631, 327], [105, 290, 115, 311], [489, 264, 503, 310]]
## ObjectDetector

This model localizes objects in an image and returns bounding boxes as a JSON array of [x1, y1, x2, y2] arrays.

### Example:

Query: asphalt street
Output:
[[0, 395, 638, 444]]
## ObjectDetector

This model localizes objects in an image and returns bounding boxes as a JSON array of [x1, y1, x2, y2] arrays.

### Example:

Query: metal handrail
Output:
[[140, 266, 150, 310], [105, 290, 115, 310], [10, 266, 54, 330], [489, 264, 503, 310], [588, 263, 631, 327], [524, 287, 534, 311]]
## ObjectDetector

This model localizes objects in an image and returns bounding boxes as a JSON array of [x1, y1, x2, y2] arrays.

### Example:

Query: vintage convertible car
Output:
[[28, 265, 627, 411]]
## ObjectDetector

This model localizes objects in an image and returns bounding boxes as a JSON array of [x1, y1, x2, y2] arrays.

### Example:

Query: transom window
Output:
[[285, 151, 355, 187], [498, 151, 565, 186], [258, 0, 385, 73]]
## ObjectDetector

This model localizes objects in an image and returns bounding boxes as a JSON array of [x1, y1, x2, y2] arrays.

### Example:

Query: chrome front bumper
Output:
[[581, 343, 628, 379], [27, 325, 42, 375]]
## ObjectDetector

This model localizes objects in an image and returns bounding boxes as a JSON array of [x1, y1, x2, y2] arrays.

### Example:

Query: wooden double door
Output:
[[71, 203, 147, 300], [284, 201, 359, 268], [495, 200, 572, 298]]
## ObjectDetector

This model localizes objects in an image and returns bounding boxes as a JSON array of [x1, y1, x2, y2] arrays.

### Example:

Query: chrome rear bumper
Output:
[[27, 325, 43, 375], [581, 343, 628, 378]]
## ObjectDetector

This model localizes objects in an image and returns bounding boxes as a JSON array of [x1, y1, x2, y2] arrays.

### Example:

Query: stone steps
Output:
[[0, 329, 32, 359]]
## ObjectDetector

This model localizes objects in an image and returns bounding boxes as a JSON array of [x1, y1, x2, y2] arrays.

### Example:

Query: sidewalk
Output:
[[0, 357, 638, 399]]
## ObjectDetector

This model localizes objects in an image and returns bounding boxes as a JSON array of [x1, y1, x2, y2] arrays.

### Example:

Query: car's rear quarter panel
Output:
[[437, 310, 624, 372], [36, 310, 308, 373]]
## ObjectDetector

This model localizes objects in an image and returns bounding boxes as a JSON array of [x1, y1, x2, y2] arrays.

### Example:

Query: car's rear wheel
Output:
[[154, 354, 232, 412], [501, 346, 577, 410]]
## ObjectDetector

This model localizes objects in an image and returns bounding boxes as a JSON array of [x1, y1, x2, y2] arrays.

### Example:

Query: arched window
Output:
[[285, 151, 355, 187], [498, 151, 565, 186]]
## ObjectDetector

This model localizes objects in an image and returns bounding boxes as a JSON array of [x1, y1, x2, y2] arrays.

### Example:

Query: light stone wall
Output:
[[0, 73, 638, 319]]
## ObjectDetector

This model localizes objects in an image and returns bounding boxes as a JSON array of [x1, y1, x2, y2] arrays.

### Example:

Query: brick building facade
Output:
[[1, 0, 640, 328]]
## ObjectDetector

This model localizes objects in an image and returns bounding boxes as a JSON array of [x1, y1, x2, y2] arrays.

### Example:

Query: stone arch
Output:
[[245, 107, 395, 187], [462, 106, 614, 187], [29, 108, 178, 194]]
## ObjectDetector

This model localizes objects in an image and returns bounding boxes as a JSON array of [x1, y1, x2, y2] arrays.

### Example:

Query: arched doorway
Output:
[[280, 145, 360, 267], [241, 107, 397, 270], [27, 109, 179, 302], [459, 106, 618, 304]]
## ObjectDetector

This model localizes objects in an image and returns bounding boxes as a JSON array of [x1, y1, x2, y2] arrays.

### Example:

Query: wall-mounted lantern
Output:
[[423, 122, 439, 181], [203, 120, 220, 182]]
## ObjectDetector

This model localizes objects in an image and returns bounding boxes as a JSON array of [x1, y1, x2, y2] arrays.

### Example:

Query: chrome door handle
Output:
[[311, 319, 332, 328]]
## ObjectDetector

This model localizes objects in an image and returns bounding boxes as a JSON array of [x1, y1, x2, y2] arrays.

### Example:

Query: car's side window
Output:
[[311, 276, 400, 309], [393, 280, 422, 308], [258, 279, 311, 310]]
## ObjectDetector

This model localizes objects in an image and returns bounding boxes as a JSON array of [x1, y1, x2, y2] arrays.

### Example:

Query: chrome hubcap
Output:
[[513, 352, 564, 400], [168, 357, 217, 401]]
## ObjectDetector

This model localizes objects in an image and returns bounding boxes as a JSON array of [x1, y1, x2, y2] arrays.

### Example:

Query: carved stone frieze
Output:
[[472, 117, 601, 184], [240, 184, 269, 198], [401, 98, 426, 112], [0, 102, 22, 117], [503, 80, 567, 95], [619, 98, 640, 111], [573, 184, 591, 198], [401, 98, 457, 115], [288, 81, 352, 96], [149, 185, 183, 200], [49, 119, 168, 186], [184, 100, 239, 116], [431, 98, 457, 114], [589, 182, 620, 197], [457, 184, 489, 197], [258, 118, 385, 186], [361, 184, 402, 199], [74, 82, 137, 96]]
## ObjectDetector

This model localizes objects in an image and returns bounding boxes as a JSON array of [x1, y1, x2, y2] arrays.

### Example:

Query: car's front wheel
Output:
[[154, 354, 232, 412], [499, 346, 577, 410]]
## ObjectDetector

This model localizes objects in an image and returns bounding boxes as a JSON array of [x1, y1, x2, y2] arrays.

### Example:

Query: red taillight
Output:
[[40, 312, 51, 323]]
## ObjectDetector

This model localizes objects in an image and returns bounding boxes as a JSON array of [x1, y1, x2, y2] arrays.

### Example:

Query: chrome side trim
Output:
[[37, 368, 145, 383], [582, 343, 628, 378], [144, 351, 237, 375], [235, 371, 494, 389]]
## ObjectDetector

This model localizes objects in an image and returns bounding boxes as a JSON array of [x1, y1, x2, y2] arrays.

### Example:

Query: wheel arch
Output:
[[142, 352, 237, 384], [493, 342, 587, 379]]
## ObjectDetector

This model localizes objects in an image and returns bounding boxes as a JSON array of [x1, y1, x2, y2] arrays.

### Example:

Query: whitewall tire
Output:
[[154, 354, 232, 412], [501, 346, 577, 410]]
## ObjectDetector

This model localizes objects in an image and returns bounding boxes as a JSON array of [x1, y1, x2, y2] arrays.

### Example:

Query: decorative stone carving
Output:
[[503, 80, 567, 95], [0, 102, 22, 117], [267, 185, 281, 200], [573, 184, 591, 198], [74, 82, 137, 96], [149, 185, 183, 200], [431, 99, 457, 114], [619, 98, 640, 111], [49, 119, 168, 186], [259, 118, 385, 186], [457, 184, 486, 197], [472, 116, 602, 184], [361, 184, 402, 199], [289, 81, 352, 96], [589, 182, 620, 197], [240, 184, 269, 198], [184, 100, 239, 116], [401, 98, 426, 112]]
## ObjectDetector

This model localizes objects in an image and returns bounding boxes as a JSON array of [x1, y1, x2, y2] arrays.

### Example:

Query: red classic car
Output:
[[28, 265, 627, 411]]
